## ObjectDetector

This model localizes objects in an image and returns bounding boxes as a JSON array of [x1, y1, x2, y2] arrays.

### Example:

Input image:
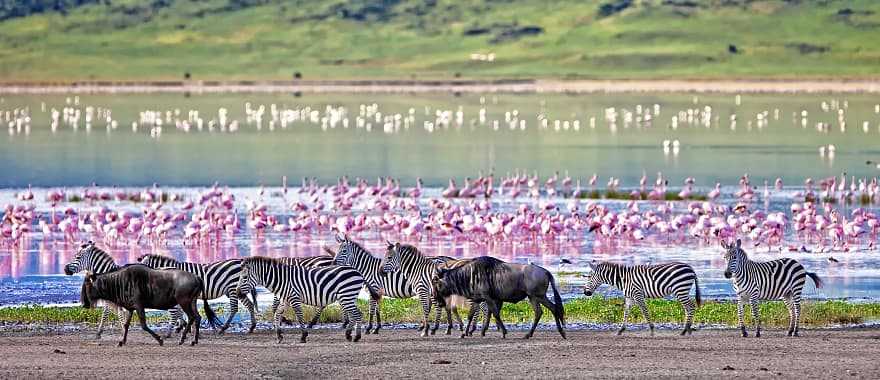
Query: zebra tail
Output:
[[202, 288, 222, 329], [366, 282, 382, 301], [693, 276, 702, 307], [807, 272, 824, 289], [549, 273, 565, 326]]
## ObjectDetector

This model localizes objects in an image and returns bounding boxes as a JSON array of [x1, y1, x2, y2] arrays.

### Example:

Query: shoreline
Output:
[[1, 78, 880, 94]]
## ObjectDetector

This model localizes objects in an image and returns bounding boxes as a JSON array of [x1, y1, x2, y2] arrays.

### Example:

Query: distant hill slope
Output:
[[1, 0, 879, 81]]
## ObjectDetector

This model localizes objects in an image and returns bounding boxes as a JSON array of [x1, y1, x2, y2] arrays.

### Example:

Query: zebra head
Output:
[[137, 254, 178, 269], [380, 241, 401, 275], [721, 239, 745, 278], [582, 261, 606, 297], [333, 233, 358, 267], [236, 257, 268, 298], [64, 241, 99, 275]]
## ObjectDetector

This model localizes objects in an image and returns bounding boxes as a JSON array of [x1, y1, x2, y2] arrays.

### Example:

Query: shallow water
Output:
[[1, 92, 879, 306]]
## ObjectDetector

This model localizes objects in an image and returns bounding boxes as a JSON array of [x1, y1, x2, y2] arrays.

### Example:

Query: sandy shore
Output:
[[1, 79, 879, 94], [1, 327, 878, 379]]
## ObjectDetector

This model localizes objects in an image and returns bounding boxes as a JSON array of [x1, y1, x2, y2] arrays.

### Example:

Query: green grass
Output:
[[577, 190, 707, 201], [1, 0, 880, 81], [5, 299, 879, 328]]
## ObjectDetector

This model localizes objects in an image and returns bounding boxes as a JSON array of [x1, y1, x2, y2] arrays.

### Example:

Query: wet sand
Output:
[[1, 79, 879, 94], [1, 327, 878, 379]]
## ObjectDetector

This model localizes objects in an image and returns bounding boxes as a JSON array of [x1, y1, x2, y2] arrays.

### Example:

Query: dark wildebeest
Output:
[[80, 264, 221, 346], [432, 256, 566, 339]]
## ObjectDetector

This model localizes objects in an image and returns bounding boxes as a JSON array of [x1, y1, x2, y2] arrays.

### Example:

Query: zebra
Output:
[[722, 239, 823, 337], [236, 256, 372, 343], [137, 254, 259, 334], [583, 261, 701, 336], [381, 243, 486, 336], [270, 252, 336, 327], [64, 241, 131, 339]]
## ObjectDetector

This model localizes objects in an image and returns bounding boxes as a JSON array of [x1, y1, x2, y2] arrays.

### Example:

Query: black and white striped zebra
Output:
[[334, 234, 413, 334], [381, 243, 486, 336], [236, 256, 371, 343], [63, 241, 129, 339], [137, 254, 259, 334], [721, 239, 823, 337], [271, 252, 336, 327], [583, 261, 701, 336]]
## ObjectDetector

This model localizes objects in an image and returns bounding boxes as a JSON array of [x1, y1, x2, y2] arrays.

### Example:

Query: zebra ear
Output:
[[386, 240, 394, 249], [335, 233, 345, 243], [720, 240, 729, 249], [735, 239, 742, 248]]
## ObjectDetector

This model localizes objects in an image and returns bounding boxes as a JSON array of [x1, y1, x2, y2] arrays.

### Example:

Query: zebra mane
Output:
[[396, 243, 427, 260], [342, 239, 375, 258], [242, 256, 280, 267], [139, 254, 179, 264]]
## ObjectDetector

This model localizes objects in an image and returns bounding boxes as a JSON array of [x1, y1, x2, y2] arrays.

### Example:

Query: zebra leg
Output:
[[678, 293, 695, 336], [342, 301, 363, 343], [783, 297, 796, 336], [430, 301, 443, 335], [462, 304, 478, 338], [96, 305, 112, 340], [373, 298, 382, 334], [634, 296, 654, 336], [274, 300, 287, 344], [236, 291, 258, 334], [273, 296, 294, 326], [793, 298, 802, 337], [118, 309, 134, 347], [479, 302, 492, 337], [473, 302, 488, 335], [289, 298, 309, 343], [172, 306, 186, 334], [218, 292, 239, 335], [618, 298, 631, 335], [748, 295, 761, 338], [365, 298, 376, 333], [165, 307, 181, 338], [524, 297, 543, 339], [418, 290, 432, 337], [307, 305, 326, 328], [736, 295, 748, 337], [137, 308, 163, 346]]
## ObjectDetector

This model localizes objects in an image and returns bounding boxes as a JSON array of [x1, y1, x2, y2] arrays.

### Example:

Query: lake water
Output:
[[1, 92, 879, 306]]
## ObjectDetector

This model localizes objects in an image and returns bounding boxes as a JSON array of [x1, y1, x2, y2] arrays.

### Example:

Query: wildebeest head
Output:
[[380, 241, 401, 275], [721, 239, 744, 279], [64, 241, 96, 275], [431, 268, 453, 300], [80, 272, 100, 309]]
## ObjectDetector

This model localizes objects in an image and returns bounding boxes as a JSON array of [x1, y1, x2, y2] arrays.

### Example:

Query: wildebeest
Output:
[[80, 264, 221, 346], [432, 256, 566, 339]]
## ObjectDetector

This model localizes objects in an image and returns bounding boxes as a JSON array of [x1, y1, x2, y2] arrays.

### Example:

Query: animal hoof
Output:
[[354, 334, 362, 342], [117, 342, 124, 347], [741, 332, 748, 337], [191, 341, 198, 346], [346, 335, 352, 342], [300, 337, 307, 343], [522, 334, 532, 339]]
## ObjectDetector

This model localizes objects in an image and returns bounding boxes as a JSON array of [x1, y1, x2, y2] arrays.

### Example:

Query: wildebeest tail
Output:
[[200, 282, 222, 329], [807, 272, 823, 289], [693, 275, 702, 307], [549, 273, 565, 326]]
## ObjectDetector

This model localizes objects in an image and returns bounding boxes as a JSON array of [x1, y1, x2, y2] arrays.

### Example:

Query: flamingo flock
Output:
[[1, 172, 878, 255]]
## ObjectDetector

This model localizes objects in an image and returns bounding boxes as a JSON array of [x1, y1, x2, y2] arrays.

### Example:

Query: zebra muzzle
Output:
[[723, 271, 732, 279]]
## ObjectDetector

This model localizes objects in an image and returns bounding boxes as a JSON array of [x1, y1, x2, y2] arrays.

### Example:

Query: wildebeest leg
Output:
[[618, 298, 632, 335], [191, 299, 202, 345], [524, 297, 543, 339], [118, 309, 134, 347], [537, 296, 566, 339], [489, 300, 507, 338], [137, 308, 163, 345], [179, 300, 198, 346]]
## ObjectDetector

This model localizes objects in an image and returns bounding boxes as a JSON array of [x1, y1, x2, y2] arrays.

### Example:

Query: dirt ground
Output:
[[1, 327, 879, 379]]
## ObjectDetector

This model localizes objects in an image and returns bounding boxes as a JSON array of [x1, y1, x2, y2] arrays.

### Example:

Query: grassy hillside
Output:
[[1, 0, 879, 81]]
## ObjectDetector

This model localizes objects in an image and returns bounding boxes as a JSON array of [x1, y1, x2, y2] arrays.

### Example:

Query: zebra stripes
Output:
[[64, 242, 127, 339], [237, 256, 367, 343], [137, 254, 258, 334], [271, 253, 336, 326], [583, 261, 701, 335], [334, 235, 413, 334], [722, 239, 823, 337]]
